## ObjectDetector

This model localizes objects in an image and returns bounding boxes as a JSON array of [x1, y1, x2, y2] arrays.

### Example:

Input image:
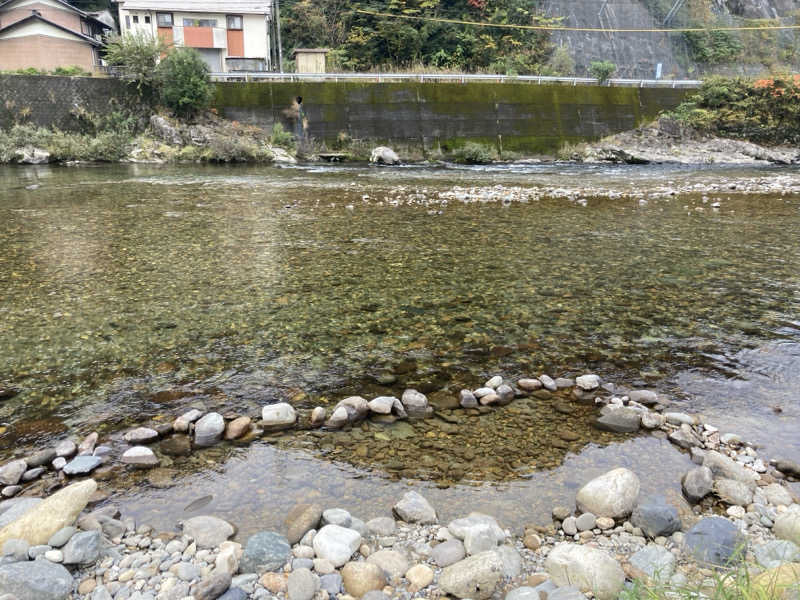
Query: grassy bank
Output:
[[667, 75, 800, 146], [0, 113, 290, 165]]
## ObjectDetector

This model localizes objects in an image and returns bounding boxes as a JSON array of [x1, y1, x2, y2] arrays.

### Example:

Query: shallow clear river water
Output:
[[1, 162, 798, 538]]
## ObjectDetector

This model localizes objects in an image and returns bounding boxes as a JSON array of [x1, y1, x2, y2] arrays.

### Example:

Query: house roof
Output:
[[0, 12, 101, 45], [0, 0, 82, 16], [117, 0, 272, 15], [293, 48, 330, 55], [0, 0, 114, 30]]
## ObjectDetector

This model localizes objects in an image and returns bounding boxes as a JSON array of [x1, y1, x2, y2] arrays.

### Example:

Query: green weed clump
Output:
[[205, 136, 273, 163], [270, 122, 295, 149], [453, 141, 494, 164], [621, 558, 800, 600]]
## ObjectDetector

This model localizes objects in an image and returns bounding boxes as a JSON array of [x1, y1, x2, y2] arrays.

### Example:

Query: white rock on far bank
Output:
[[370, 146, 400, 165]]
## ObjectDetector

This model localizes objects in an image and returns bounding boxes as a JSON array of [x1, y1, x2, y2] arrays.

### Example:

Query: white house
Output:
[[115, 0, 278, 72]]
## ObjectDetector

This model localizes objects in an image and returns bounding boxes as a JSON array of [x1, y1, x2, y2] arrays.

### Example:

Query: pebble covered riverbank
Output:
[[0, 372, 799, 599]]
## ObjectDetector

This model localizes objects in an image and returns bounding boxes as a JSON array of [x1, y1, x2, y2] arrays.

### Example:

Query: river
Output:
[[0, 162, 798, 538]]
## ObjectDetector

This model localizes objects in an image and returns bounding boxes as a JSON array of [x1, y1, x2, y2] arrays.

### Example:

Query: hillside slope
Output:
[[541, 0, 797, 78]]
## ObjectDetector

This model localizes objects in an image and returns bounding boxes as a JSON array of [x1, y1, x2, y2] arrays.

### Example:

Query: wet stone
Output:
[[62, 455, 102, 476], [26, 449, 56, 468], [160, 434, 192, 457], [594, 408, 641, 433], [123, 427, 159, 444], [194, 412, 225, 447], [241, 531, 291, 573], [121, 446, 159, 468], [54, 441, 76, 459]]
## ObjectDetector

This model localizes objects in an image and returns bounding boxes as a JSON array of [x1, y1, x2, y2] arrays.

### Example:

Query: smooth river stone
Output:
[[182, 515, 235, 548], [0, 560, 74, 600], [261, 403, 297, 431], [123, 427, 159, 444], [0, 479, 96, 547], [62, 455, 102, 476], [575, 468, 640, 519], [194, 413, 225, 447], [121, 446, 159, 468]]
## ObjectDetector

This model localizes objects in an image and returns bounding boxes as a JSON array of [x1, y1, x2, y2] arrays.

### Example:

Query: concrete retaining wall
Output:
[[0, 75, 689, 153], [0, 74, 137, 131], [214, 81, 689, 153]]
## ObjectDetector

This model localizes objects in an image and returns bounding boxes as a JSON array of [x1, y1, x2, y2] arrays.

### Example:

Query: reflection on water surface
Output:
[[0, 162, 798, 533]]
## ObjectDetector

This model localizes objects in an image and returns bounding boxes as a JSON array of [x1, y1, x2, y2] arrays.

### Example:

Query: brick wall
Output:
[[0, 36, 96, 72], [0, 74, 136, 131]]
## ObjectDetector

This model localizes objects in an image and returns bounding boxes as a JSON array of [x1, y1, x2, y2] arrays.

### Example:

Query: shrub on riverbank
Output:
[[0, 124, 133, 163], [453, 141, 495, 164], [157, 48, 213, 119], [669, 75, 800, 145]]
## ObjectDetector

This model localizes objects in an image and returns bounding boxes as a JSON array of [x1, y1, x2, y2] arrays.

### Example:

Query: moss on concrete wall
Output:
[[213, 81, 688, 154]]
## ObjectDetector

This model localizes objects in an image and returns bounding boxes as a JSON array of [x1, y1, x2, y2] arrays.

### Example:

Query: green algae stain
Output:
[[213, 81, 689, 153]]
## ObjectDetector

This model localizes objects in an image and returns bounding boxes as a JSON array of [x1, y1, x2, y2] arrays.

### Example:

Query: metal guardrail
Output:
[[210, 72, 703, 88]]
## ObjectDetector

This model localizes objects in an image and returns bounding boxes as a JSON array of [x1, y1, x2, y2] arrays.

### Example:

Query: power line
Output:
[[354, 8, 800, 34]]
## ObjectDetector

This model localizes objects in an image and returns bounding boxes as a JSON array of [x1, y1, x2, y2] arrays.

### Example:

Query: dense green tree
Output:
[[157, 47, 213, 118], [281, 0, 559, 74]]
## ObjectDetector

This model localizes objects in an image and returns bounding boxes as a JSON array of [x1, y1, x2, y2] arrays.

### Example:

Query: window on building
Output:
[[81, 19, 90, 35], [226, 15, 243, 30], [144, 15, 151, 24], [125, 15, 130, 28], [156, 12, 173, 27], [132, 15, 139, 24], [183, 18, 217, 27]]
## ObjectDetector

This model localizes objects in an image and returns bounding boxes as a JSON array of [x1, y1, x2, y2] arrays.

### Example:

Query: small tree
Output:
[[589, 60, 617, 84], [104, 31, 168, 99], [157, 47, 212, 118]]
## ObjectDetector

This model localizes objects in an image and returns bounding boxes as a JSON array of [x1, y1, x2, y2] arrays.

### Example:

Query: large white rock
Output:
[[703, 450, 758, 487], [575, 374, 600, 391], [438, 551, 504, 599], [194, 412, 224, 447], [774, 505, 800, 546], [261, 403, 297, 431], [393, 491, 437, 524], [182, 515, 235, 549], [575, 468, 640, 519], [763, 484, 794, 507], [325, 406, 349, 429], [545, 543, 625, 600], [447, 513, 506, 545], [370, 146, 400, 165], [312, 525, 361, 567], [367, 396, 406, 418], [400, 390, 428, 417], [0, 479, 96, 547]]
